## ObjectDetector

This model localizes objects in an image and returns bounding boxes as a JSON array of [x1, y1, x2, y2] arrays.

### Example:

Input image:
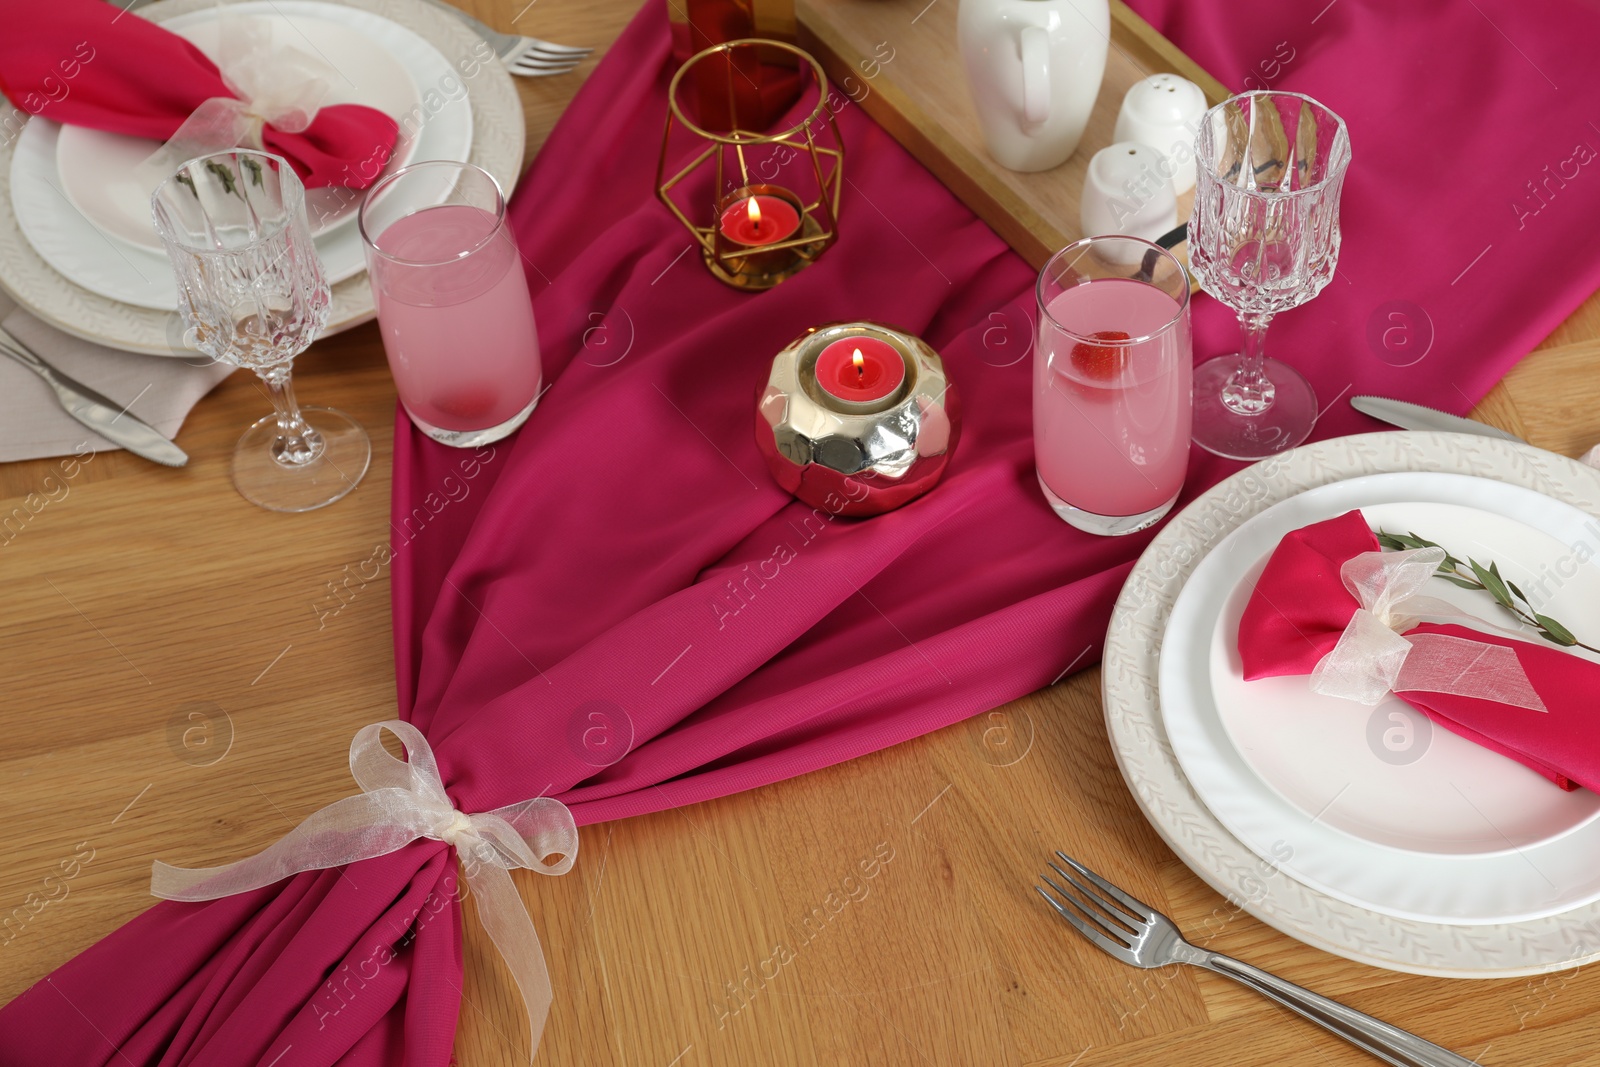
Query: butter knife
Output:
[[0, 328, 189, 467], [1350, 395, 1526, 445]]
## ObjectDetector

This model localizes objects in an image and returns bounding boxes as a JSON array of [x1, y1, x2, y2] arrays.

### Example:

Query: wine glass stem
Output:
[[1223, 312, 1276, 416], [258, 364, 325, 468]]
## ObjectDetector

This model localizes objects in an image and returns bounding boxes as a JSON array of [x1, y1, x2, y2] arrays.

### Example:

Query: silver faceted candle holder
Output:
[[755, 321, 960, 516]]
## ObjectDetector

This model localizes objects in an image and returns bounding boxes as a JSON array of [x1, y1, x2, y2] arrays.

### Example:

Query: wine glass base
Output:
[[232, 407, 371, 513], [1191, 355, 1319, 461]]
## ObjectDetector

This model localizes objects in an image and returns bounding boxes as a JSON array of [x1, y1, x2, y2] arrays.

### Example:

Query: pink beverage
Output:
[[367, 204, 541, 437], [1035, 278, 1192, 521]]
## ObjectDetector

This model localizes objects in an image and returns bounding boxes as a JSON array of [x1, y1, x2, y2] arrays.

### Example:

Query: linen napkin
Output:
[[1239, 509, 1600, 792], [0, 294, 232, 462], [0, 0, 398, 189]]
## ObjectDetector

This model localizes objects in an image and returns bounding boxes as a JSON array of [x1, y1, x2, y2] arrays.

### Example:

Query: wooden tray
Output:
[[794, 0, 1228, 269]]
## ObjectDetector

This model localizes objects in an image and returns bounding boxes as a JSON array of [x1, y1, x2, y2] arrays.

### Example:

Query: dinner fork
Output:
[[108, 0, 592, 78], [1036, 852, 1479, 1067], [408, 0, 592, 77]]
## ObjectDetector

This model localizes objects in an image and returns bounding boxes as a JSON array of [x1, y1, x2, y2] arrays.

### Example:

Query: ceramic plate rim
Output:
[[52, 7, 426, 254], [1158, 471, 1600, 924], [10, 0, 470, 310], [1102, 431, 1600, 977], [0, 0, 521, 355]]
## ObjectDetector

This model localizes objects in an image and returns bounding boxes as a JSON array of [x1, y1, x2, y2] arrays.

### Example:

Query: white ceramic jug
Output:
[[957, 0, 1110, 173]]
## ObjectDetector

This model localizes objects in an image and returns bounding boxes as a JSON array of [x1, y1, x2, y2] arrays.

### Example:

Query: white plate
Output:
[[1103, 431, 1600, 977], [1160, 474, 1600, 924], [55, 10, 424, 253], [10, 122, 176, 310], [11, 0, 467, 310], [0, 0, 516, 351]]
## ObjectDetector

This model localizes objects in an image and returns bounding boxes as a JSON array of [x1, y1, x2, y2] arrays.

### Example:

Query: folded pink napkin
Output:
[[1240, 510, 1600, 791], [0, 0, 398, 188]]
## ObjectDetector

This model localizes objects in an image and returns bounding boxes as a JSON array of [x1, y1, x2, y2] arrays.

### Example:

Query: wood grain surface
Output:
[[4, 2, 1600, 1065], [796, 0, 1223, 268]]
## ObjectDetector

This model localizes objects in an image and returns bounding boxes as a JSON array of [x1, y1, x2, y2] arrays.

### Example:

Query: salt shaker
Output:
[[1079, 142, 1178, 261], [1112, 73, 1207, 194]]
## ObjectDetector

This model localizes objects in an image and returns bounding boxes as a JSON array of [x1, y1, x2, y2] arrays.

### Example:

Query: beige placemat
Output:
[[0, 293, 233, 462]]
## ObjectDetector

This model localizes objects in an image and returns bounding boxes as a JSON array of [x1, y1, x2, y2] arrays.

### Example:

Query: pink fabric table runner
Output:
[[395, 0, 1600, 827], [7, 0, 1600, 1063]]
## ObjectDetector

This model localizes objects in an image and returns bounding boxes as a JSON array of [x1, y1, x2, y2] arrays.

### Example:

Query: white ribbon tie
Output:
[[151, 720, 577, 1061], [1310, 547, 1548, 711], [139, 13, 336, 189]]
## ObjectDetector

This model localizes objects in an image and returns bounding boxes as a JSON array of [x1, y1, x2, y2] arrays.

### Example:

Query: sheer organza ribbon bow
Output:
[[139, 14, 338, 186], [1309, 547, 1548, 711], [151, 720, 578, 1061]]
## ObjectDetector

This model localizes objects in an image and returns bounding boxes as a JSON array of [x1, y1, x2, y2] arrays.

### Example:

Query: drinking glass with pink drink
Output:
[[360, 162, 542, 447], [1034, 235, 1192, 535]]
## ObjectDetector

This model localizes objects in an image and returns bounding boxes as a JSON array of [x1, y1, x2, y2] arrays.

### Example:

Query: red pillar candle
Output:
[[719, 194, 801, 246], [814, 336, 907, 410]]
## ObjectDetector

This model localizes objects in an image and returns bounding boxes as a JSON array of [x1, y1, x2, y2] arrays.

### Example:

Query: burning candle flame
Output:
[[852, 347, 865, 379], [746, 196, 761, 231]]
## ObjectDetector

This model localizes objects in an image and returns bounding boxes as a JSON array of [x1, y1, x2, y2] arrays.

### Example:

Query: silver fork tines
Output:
[[108, 0, 593, 77], [406, 0, 592, 78], [504, 39, 590, 77], [1037, 851, 1480, 1067], [1038, 865, 1139, 961]]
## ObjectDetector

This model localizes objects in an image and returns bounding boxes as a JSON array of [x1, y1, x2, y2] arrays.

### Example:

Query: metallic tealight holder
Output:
[[756, 322, 960, 516], [657, 39, 843, 291]]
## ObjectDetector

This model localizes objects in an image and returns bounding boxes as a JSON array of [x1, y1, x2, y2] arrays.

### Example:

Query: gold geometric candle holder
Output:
[[657, 39, 843, 291]]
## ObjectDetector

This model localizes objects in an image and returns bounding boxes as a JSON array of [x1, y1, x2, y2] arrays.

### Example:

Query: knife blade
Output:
[[1349, 395, 1526, 445], [0, 329, 189, 467]]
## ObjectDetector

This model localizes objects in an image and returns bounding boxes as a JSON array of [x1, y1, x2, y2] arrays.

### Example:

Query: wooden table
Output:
[[5, 3, 1600, 1064]]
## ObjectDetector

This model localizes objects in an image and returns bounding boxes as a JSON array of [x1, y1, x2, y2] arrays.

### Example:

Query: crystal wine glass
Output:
[[1188, 91, 1351, 460], [151, 150, 370, 512]]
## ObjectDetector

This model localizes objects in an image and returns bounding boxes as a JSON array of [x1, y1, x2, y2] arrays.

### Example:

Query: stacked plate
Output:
[[0, 0, 523, 355], [1104, 431, 1600, 976]]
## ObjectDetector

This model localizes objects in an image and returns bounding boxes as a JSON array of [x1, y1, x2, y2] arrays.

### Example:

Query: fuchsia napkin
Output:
[[0, 0, 398, 189], [1239, 510, 1600, 793], [10, 0, 1600, 1064]]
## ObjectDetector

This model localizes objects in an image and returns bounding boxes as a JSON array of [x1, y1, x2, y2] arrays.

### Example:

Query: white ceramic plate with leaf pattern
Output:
[[1103, 431, 1600, 976], [1160, 474, 1600, 925], [0, 0, 521, 355]]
